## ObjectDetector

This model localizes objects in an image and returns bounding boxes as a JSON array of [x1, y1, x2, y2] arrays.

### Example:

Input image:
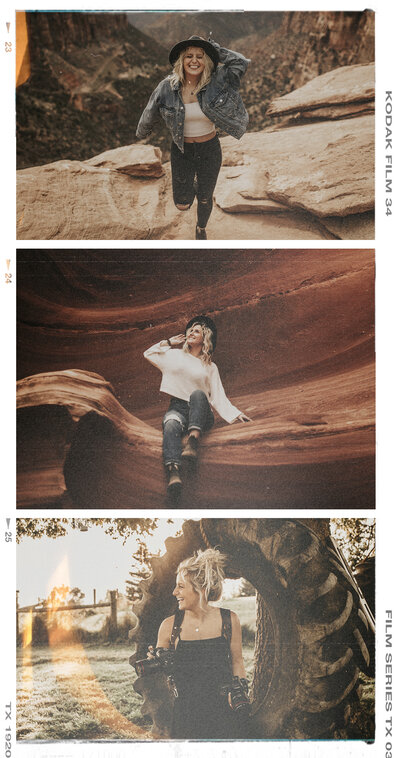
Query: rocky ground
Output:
[[17, 63, 374, 241], [17, 10, 374, 169]]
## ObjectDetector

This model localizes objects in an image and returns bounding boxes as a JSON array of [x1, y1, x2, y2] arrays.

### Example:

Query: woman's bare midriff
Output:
[[184, 129, 217, 144]]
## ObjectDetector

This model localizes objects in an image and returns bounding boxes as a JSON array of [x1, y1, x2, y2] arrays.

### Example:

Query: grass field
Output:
[[17, 642, 149, 740], [17, 597, 256, 741], [16, 595, 373, 741]]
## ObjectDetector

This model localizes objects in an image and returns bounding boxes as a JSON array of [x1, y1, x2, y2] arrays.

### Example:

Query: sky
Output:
[[16, 518, 185, 607]]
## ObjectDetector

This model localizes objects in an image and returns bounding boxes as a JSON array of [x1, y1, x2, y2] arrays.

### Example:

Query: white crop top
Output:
[[144, 342, 241, 423], [183, 101, 215, 137]]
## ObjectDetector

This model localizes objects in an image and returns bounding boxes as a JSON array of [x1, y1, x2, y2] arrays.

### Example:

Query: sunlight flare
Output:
[[46, 555, 152, 738]]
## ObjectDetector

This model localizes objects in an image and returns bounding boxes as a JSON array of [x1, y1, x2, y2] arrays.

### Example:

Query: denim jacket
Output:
[[136, 40, 250, 152]]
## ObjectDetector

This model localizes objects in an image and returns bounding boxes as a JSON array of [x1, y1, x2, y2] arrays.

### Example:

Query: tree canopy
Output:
[[330, 518, 375, 569], [16, 518, 160, 545]]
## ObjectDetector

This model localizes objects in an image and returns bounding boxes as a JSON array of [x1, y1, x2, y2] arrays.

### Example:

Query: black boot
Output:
[[195, 225, 207, 240], [166, 463, 182, 496]]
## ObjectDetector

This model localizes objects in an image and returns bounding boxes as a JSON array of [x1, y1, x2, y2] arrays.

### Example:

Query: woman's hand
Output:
[[164, 334, 186, 347], [237, 413, 251, 422], [147, 645, 156, 660]]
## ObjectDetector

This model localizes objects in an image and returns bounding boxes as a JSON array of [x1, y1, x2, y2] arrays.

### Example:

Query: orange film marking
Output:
[[16, 12, 30, 87]]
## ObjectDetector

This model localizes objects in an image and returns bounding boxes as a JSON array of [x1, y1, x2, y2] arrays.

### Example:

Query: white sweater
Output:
[[144, 342, 241, 424]]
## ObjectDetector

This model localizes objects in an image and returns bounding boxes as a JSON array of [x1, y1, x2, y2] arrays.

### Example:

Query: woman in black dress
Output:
[[149, 548, 250, 739]]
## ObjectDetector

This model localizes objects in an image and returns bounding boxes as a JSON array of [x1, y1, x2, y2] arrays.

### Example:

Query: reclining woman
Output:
[[136, 35, 250, 240], [144, 315, 251, 496], [147, 548, 250, 739]]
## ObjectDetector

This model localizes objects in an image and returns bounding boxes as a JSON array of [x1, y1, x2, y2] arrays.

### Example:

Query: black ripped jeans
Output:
[[171, 135, 222, 228]]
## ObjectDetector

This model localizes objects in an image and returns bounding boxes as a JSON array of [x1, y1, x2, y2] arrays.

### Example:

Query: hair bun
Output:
[[177, 547, 226, 601]]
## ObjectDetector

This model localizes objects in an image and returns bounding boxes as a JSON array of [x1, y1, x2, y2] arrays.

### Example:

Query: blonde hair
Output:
[[170, 47, 214, 94], [178, 548, 226, 601], [183, 323, 214, 365]]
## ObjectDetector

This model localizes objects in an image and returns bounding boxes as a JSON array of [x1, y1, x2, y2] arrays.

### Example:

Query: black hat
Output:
[[185, 315, 217, 351], [169, 36, 219, 70]]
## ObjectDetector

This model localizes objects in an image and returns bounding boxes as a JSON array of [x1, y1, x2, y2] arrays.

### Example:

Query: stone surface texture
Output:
[[85, 145, 164, 177], [17, 249, 375, 509], [17, 113, 374, 239], [267, 63, 374, 115]]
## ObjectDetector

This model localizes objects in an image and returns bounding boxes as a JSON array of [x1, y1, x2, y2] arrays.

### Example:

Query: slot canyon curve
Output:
[[17, 248, 375, 509]]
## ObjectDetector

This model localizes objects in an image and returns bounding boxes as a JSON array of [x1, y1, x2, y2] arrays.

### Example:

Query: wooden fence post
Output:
[[109, 590, 118, 640]]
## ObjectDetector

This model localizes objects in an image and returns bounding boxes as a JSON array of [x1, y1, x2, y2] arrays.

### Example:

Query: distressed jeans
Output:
[[170, 135, 222, 228], [162, 391, 214, 466]]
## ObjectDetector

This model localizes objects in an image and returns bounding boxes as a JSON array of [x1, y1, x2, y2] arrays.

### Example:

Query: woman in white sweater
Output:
[[144, 315, 250, 495]]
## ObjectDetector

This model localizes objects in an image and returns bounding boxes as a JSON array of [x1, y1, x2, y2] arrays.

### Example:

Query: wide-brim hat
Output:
[[185, 315, 217, 351], [169, 35, 219, 70]]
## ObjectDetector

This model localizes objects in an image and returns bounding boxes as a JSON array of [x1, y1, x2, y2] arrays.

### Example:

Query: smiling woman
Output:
[[143, 314, 251, 499], [136, 35, 250, 240], [145, 548, 250, 739]]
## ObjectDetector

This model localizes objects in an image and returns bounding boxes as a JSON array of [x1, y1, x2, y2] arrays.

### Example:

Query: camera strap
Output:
[[169, 608, 185, 650], [220, 607, 232, 644]]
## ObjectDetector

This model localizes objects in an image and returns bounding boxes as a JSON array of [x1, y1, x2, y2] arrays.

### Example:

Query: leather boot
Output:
[[166, 463, 182, 495], [181, 434, 200, 461], [195, 225, 207, 240]]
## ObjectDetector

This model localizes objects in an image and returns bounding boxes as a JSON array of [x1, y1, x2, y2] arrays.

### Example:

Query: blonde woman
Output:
[[148, 548, 250, 739], [136, 35, 250, 240], [144, 315, 251, 495]]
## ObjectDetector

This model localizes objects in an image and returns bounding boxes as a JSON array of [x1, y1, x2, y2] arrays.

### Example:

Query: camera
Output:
[[230, 676, 250, 713], [134, 647, 175, 677]]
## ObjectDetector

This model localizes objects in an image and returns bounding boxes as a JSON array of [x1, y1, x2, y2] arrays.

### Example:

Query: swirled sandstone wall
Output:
[[17, 248, 375, 509]]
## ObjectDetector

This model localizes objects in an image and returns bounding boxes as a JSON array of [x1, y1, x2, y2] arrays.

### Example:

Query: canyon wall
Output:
[[17, 249, 375, 509]]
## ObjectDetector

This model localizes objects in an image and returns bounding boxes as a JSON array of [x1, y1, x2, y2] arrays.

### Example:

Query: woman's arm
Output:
[[143, 340, 171, 370], [209, 363, 247, 424], [209, 39, 250, 85], [136, 80, 164, 139], [230, 610, 247, 679], [143, 335, 184, 369], [156, 615, 175, 649], [146, 616, 175, 661]]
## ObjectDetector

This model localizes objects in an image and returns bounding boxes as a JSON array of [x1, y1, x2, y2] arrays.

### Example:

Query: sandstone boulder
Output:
[[85, 144, 164, 177], [16, 63, 375, 239], [15, 149, 334, 240], [267, 63, 375, 116], [17, 159, 175, 240], [219, 114, 374, 218], [214, 167, 288, 213]]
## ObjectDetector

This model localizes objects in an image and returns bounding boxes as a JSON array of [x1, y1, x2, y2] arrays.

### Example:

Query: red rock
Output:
[[17, 248, 375, 509]]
